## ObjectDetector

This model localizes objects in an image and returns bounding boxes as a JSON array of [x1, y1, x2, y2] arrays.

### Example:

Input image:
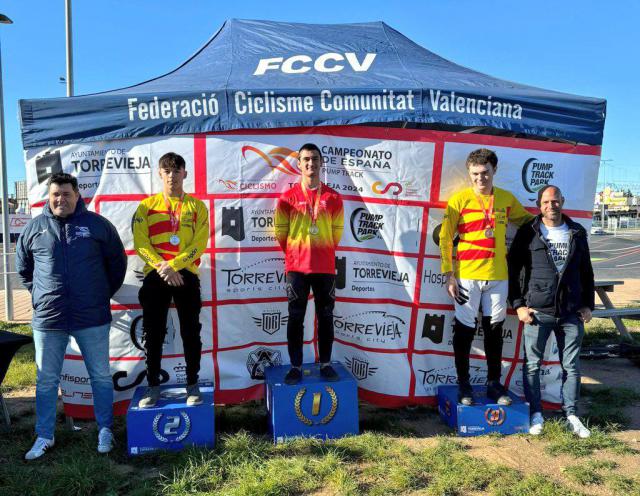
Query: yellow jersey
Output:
[[133, 193, 209, 276], [440, 187, 533, 280]]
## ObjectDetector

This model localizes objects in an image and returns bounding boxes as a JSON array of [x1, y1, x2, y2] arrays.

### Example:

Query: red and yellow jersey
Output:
[[274, 183, 344, 274], [133, 193, 209, 276], [440, 186, 533, 280]]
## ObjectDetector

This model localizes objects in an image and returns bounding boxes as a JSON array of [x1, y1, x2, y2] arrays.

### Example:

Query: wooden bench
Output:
[[594, 280, 639, 341]]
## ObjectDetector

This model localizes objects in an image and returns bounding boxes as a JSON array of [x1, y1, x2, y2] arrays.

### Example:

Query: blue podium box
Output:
[[264, 362, 359, 443], [437, 385, 530, 437], [127, 384, 215, 455]]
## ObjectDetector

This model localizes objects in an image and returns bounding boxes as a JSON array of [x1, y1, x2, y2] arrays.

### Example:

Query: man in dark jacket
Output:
[[16, 173, 126, 460], [508, 185, 594, 438]]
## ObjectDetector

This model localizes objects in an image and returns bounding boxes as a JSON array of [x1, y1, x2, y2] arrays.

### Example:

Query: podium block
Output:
[[264, 362, 359, 443], [437, 385, 530, 437], [127, 385, 215, 455]]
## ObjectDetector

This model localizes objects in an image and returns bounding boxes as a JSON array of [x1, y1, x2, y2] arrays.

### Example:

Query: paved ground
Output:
[[591, 231, 640, 281]]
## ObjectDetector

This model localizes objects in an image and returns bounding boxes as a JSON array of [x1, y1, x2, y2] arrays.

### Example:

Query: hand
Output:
[[446, 273, 459, 299], [162, 269, 184, 287], [517, 306, 534, 324], [156, 261, 174, 278], [577, 307, 592, 324]]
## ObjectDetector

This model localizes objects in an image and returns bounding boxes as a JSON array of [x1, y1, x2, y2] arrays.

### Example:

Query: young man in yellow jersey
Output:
[[132, 152, 209, 408], [440, 148, 533, 406]]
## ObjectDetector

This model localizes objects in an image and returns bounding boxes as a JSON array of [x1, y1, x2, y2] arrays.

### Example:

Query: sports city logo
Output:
[[334, 310, 405, 345], [241, 145, 301, 176]]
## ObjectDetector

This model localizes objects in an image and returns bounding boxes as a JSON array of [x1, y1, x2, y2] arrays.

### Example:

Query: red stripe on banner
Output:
[[218, 339, 314, 353], [337, 246, 419, 258], [504, 320, 524, 388], [456, 249, 494, 261], [430, 141, 444, 203], [423, 254, 441, 260], [217, 296, 299, 306], [407, 207, 430, 402], [418, 302, 455, 311], [336, 296, 414, 308], [334, 337, 408, 354], [63, 399, 130, 419], [215, 384, 264, 404], [215, 246, 280, 254], [194, 134, 207, 195], [209, 200, 220, 392], [203, 126, 601, 155]]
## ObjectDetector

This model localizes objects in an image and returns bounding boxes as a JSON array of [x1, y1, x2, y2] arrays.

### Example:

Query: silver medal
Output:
[[169, 234, 181, 246]]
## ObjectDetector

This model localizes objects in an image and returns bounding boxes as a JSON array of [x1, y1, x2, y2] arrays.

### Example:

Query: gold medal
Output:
[[301, 181, 322, 237]]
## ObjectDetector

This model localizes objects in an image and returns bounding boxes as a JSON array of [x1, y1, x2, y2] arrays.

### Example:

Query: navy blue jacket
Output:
[[16, 199, 127, 331], [508, 214, 595, 317]]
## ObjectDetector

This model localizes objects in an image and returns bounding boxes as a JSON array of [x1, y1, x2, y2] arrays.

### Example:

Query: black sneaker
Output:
[[458, 383, 473, 406], [487, 381, 512, 405], [284, 367, 302, 385], [320, 365, 339, 382]]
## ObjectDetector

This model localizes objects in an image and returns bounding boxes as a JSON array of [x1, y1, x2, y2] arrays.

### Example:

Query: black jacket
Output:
[[508, 214, 594, 317]]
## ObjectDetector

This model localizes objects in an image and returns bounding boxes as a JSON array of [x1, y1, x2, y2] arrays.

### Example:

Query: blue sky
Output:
[[1, 0, 638, 191]]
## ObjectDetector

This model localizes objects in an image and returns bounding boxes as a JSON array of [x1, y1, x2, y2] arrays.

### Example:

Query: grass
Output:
[[2, 320, 640, 495], [583, 316, 640, 345]]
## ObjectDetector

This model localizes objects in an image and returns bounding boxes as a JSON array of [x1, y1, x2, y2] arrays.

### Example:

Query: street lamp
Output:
[[0, 13, 13, 321]]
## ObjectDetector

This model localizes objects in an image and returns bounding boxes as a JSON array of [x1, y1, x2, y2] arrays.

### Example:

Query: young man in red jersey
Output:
[[440, 148, 533, 406], [275, 143, 344, 385], [133, 152, 209, 408]]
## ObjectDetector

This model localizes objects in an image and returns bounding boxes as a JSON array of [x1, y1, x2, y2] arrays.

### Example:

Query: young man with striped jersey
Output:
[[275, 143, 344, 385], [440, 148, 533, 406], [133, 152, 209, 408]]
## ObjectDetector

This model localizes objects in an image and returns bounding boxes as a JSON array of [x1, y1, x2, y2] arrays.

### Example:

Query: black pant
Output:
[[138, 270, 202, 387], [452, 317, 504, 384], [286, 272, 336, 367]]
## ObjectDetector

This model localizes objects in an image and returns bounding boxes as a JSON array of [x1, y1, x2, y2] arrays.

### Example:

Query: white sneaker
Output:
[[567, 415, 591, 438], [529, 412, 544, 435], [97, 427, 114, 454], [25, 437, 55, 460]]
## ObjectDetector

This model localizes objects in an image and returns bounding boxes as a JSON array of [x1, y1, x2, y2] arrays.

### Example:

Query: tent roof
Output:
[[19, 19, 606, 148]]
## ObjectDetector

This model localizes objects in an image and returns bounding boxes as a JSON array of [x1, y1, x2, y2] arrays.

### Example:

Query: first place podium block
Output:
[[264, 362, 359, 444], [127, 385, 215, 455], [438, 385, 530, 437]]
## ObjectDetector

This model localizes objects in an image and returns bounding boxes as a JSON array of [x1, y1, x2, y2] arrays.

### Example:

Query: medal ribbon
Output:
[[300, 182, 322, 226], [163, 193, 185, 234], [473, 190, 494, 230]]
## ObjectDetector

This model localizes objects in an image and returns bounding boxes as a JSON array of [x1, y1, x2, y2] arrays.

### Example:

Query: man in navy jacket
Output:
[[16, 173, 126, 460], [508, 185, 594, 438]]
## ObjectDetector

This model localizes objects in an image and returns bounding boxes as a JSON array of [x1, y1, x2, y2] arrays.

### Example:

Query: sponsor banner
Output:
[[217, 300, 315, 348], [419, 257, 449, 305], [335, 253, 417, 302], [333, 301, 411, 350], [216, 343, 312, 390], [215, 251, 286, 300], [413, 355, 509, 398], [342, 200, 422, 253], [510, 362, 562, 405], [8, 214, 32, 234], [439, 142, 600, 212], [24, 136, 196, 205], [206, 133, 434, 201], [26, 129, 594, 413], [415, 310, 520, 360], [215, 197, 278, 248], [334, 344, 411, 397]]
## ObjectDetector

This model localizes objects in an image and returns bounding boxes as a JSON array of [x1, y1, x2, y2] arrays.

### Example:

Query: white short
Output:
[[454, 279, 508, 328]]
